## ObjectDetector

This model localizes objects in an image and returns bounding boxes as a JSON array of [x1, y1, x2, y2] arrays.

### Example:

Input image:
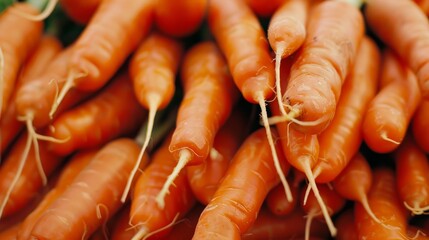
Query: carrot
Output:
[[362, 49, 422, 153], [301, 183, 346, 240], [413, 0, 429, 14], [266, 174, 300, 216], [59, 0, 101, 24], [48, 0, 155, 118], [192, 127, 287, 239], [0, 2, 43, 118], [0, 35, 62, 155], [110, 205, 135, 240], [332, 153, 383, 225], [335, 209, 358, 240], [0, 132, 62, 219], [47, 72, 146, 156], [121, 31, 184, 202], [29, 138, 147, 240], [269, 0, 364, 135], [0, 223, 19, 240], [244, 0, 283, 17], [130, 134, 196, 240], [162, 204, 205, 240], [154, 0, 207, 37], [267, 0, 309, 117], [156, 41, 239, 208], [364, 0, 429, 98], [412, 100, 429, 153], [354, 167, 409, 239], [186, 106, 248, 205], [242, 207, 330, 240], [394, 134, 429, 215]]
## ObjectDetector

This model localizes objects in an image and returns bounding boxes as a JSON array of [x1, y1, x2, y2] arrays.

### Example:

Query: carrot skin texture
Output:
[[244, 0, 283, 17], [314, 36, 380, 183], [208, 0, 275, 103], [47, 73, 146, 156], [0, 133, 62, 218], [192, 128, 287, 239], [362, 50, 422, 153], [283, 0, 364, 134], [169, 41, 239, 164], [364, 0, 429, 98], [59, 0, 101, 24], [0, 3, 43, 117], [412, 100, 429, 152], [154, 0, 207, 37], [29, 138, 146, 240], [129, 32, 184, 110], [266, 178, 300, 216]]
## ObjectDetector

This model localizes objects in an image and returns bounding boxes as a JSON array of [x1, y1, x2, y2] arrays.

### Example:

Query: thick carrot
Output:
[[394, 135, 429, 215], [154, 0, 207, 37], [49, 0, 155, 118], [130, 135, 196, 240], [29, 138, 147, 240], [332, 153, 383, 224], [313, 36, 380, 183], [364, 0, 429, 98], [16, 149, 97, 240], [362, 49, 422, 153], [122, 31, 184, 202], [412, 100, 429, 153], [0, 132, 62, 219], [59, 0, 101, 24], [156, 41, 239, 208], [186, 107, 247, 205], [0, 2, 43, 117], [244, 0, 283, 17], [47, 72, 146, 156], [0, 35, 62, 155], [192, 127, 287, 239], [267, 0, 309, 116], [335, 209, 358, 240], [270, 0, 364, 134], [354, 167, 409, 239]]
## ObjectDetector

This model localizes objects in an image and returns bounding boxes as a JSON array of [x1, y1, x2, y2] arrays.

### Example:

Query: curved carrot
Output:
[[313, 36, 380, 183], [354, 167, 409, 239], [244, 0, 283, 17], [154, 0, 207, 37], [0, 2, 43, 117], [192, 127, 287, 239], [0, 132, 62, 219], [59, 0, 101, 24], [130, 135, 196, 239], [394, 135, 429, 215], [362, 49, 422, 153], [267, 0, 309, 116], [17, 149, 97, 240], [156, 41, 239, 208], [335, 209, 358, 240], [0, 35, 62, 154], [412, 100, 429, 153], [47, 73, 146, 156], [271, 0, 364, 134], [49, 0, 155, 118], [186, 108, 247, 205], [122, 31, 184, 202], [29, 138, 147, 240], [364, 0, 429, 98]]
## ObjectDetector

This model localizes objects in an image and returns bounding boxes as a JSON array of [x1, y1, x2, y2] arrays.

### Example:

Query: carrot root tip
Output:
[[380, 131, 400, 145]]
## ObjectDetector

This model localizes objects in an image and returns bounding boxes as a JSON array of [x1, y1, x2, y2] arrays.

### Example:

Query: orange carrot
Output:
[[122, 31, 184, 202], [110, 205, 135, 240], [362, 49, 422, 153], [0, 223, 19, 240], [186, 107, 248, 205], [29, 138, 147, 240], [414, 0, 429, 14], [0, 3, 43, 118], [364, 0, 429, 98], [130, 135, 196, 239], [244, 0, 283, 17], [154, 0, 207, 37], [394, 134, 429, 215], [312, 36, 380, 183], [47, 72, 146, 156], [412, 100, 429, 153], [59, 0, 101, 24], [266, 174, 300, 216], [192, 127, 287, 239], [162, 204, 205, 240], [354, 167, 409, 239], [156, 41, 239, 208], [335, 209, 358, 240], [270, 0, 364, 135], [267, 0, 309, 116]]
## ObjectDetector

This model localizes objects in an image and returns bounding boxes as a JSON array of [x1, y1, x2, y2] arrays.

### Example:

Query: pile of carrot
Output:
[[1, 0, 429, 239]]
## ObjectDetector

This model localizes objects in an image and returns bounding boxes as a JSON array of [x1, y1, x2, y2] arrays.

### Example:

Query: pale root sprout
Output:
[[11, 0, 59, 21]]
